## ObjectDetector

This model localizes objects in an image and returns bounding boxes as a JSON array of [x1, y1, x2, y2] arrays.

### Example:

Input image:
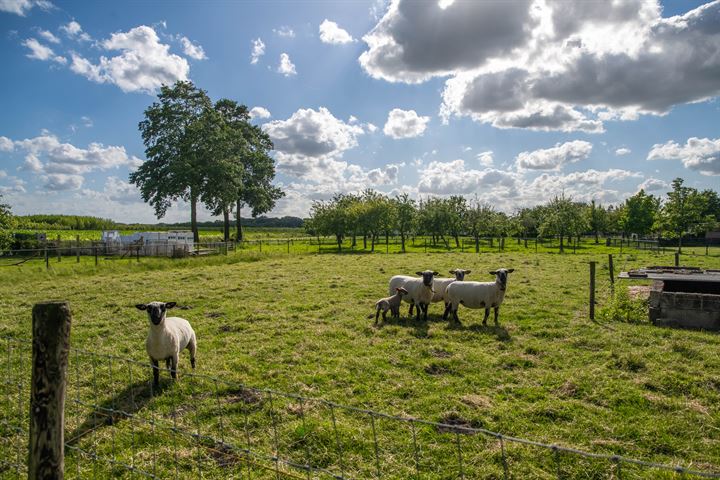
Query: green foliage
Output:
[[0, 195, 15, 251], [15, 214, 116, 230], [598, 286, 648, 324], [538, 194, 588, 251], [621, 189, 659, 235]]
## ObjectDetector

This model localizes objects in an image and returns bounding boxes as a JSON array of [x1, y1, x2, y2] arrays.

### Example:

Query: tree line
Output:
[[130, 81, 284, 243], [306, 178, 720, 253]]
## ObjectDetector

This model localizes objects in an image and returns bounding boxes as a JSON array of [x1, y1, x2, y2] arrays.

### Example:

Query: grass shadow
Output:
[[65, 377, 167, 447], [375, 312, 449, 338], [447, 321, 512, 342]]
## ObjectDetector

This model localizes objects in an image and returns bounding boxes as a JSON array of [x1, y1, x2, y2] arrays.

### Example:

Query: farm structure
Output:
[[620, 266, 720, 330], [102, 229, 197, 257]]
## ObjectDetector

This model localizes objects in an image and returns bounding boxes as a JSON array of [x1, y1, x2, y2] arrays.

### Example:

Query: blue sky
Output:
[[0, 0, 718, 223]]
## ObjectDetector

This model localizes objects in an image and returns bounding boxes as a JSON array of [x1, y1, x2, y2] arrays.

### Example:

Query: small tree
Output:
[[621, 190, 659, 237], [587, 200, 608, 244], [0, 195, 15, 252], [539, 194, 587, 253], [394, 193, 416, 253], [659, 178, 706, 253]]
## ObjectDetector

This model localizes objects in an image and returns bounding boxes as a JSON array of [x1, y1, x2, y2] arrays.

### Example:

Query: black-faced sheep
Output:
[[443, 268, 514, 325]]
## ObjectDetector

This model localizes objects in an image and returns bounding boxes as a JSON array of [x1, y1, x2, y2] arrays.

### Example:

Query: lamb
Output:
[[136, 301, 197, 388], [431, 268, 472, 305], [388, 270, 439, 321], [374, 287, 409, 324], [443, 268, 514, 325]]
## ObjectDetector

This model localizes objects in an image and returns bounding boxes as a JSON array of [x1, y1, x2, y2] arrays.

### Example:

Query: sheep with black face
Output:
[[387, 270, 439, 321], [136, 301, 197, 388], [443, 268, 515, 325]]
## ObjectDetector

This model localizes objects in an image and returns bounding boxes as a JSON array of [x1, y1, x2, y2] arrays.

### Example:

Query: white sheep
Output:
[[443, 268, 514, 325], [388, 270, 439, 321], [374, 287, 409, 324], [136, 301, 197, 387], [431, 268, 472, 305]]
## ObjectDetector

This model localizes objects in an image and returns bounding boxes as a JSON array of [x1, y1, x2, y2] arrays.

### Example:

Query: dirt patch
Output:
[[437, 412, 481, 435], [429, 348, 453, 358], [555, 380, 578, 399], [205, 311, 224, 318], [627, 286, 651, 300], [460, 394, 492, 409], [425, 362, 452, 375], [225, 387, 262, 405]]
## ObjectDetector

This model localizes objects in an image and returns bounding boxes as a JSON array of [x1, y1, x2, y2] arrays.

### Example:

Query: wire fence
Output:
[[3, 332, 719, 479]]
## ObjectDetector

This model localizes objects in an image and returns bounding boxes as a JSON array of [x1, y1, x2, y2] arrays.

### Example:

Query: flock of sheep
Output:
[[135, 266, 514, 387]]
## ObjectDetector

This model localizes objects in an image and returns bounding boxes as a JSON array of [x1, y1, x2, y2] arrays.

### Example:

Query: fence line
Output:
[[3, 329, 720, 479]]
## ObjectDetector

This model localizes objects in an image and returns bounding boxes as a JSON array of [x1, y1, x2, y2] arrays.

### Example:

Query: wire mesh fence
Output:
[[2, 333, 720, 479]]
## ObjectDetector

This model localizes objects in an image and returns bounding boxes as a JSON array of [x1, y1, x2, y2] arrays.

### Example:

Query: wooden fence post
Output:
[[589, 262, 596, 321], [94, 245, 98, 266], [675, 251, 680, 267], [56, 235, 61, 263], [76, 235, 80, 263], [608, 254, 614, 287], [45, 243, 49, 270], [29, 301, 72, 480]]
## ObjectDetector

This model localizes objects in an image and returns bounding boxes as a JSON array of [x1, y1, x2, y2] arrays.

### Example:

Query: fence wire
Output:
[[2, 335, 719, 479]]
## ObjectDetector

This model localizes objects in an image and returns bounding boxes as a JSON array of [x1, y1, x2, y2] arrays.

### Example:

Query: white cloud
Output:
[[180, 36, 207, 60], [515, 140, 593, 171], [319, 19, 355, 44], [615, 147, 631, 156], [638, 178, 669, 192], [366, 162, 404, 185], [0, 175, 26, 195], [273, 26, 295, 38], [81, 176, 140, 204], [81, 116, 93, 127], [250, 38, 265, 64], [477, 150, 493, 167], [647, 137, 720, 176], [69, 25, 189, 93], [383, 108, 429, 139], [60, 20, 91, 41], [22, 38, 66, 64], [0, 136, 14, 152], [249, 106, 271, 120], [0, 170, 5, 178], [0, 0, 53, 16], [6, 133, 143, 191], [418, 159, 518, 195], [361, 0, 720, 133], [277, 53, 297, 76], [38, 29, 59, 44]]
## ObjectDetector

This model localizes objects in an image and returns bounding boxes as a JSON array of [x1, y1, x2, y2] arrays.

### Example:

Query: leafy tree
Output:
[[309, 194, 354, 252], [446, 196, 467, 248], [539, 194, 588, 253], [587, 200, 608, 244], [621, 190, 659, 237], [0, 195, 15, 251], [659, 178, 712, 252], [465, 199, 497, 253], [131, 81, 213, 243], [393, 193, 415, 252]]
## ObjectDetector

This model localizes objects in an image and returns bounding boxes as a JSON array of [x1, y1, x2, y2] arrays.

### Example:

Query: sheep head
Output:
[[136, 301, 177, 325], [415, 270, 439, 287], [449, 268, 471, 281], [489, 269, 514, 290]]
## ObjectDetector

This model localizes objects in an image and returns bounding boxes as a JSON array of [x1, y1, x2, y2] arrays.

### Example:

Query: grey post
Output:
[[94, 245, 98, 266], [29, 301, 72, 480], [76, 235, 80, 263], [56, 235, 61, 262], [675, 251, 679, 267], [589, 261, 596, 321], [45, 243, 49, 270], [608, 254, 614, 287]]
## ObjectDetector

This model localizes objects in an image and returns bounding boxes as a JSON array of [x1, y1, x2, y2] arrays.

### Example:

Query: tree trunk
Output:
[[236, 199, 244, 241], [475, 235, 480, 253], [595, 231, 599, 244], [401, 232, 406, 253], [337, 235, 342, 252], [454, 234, 460, 248], [351, 234, 356, 247], [371, 234, 376, 252], [190, 190, 199, 244], [222, 207, 230, 242], [559, 232, 564, 253], [678, 233, 682, 254], [363, 235, 367, 249]]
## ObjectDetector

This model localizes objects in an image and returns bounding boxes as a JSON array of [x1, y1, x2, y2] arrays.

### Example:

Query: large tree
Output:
[[539, 194, 588, 253], [131, 81, 212, 243], [0, 194, 15, 252], [621, 189, 659, 237], [659, 178, 710, 252]]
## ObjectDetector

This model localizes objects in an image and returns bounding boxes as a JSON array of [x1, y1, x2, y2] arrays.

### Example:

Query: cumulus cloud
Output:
[[615, 147, 631, 156], [180, 36, 207, 60], [0, 136, 14, 151], [277, 52, 297, 76], [273, 26, 295, 38], [647, 137, 720, 175], [250, 38, 265, 64], [477, 151, 493, 167], [38, 29, 59, 44], [6, 133, 143, 190], [0, 175, 27, 195], [81, 176, 141, 204], [366, 162, 403, 185], [383, 108, 429, 139], [515, 140, 592, 171], [60, 20, 91, 41], [638, 177, 669, 192], [361, 0, 720, 133], [69, 25, 189, 93], [249, 106, 271, 120], [22, 38, 66, 64], [319, 19, 354, 44], [418, 159, 518, 195], [0, 0, 53, 16]]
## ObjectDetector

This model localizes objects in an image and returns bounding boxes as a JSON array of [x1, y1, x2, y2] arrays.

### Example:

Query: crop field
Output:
[[1, 248, 719, 479]]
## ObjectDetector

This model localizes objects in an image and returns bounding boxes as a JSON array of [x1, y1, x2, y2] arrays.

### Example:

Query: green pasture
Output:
[[1, 248, 719, 478]]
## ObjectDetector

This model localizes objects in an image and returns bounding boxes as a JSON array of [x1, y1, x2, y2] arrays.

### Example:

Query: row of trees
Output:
[[130, 81, 284, 242], [307, 178, 720, 253], [14, 214, 116, 231]]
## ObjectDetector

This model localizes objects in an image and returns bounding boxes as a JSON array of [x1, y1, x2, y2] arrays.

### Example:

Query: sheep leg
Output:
[[415, 302, 422, 321], [422, 303, 429, 321], [452, 308, 460, 324], [375, 308, 381, 324], [494, 307, 500, 325], [188, 337, 197, 369], [382, 309, 387, 322], [483, 308, 490, 325], [151, 359, 160, 388], [442, 303, 451, 320], [165, 358, 171, 371], [170, 355, 178, 380], [408, 301, 415, 316]]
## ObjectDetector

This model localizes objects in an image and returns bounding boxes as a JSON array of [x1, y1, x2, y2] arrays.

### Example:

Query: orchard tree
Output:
[[587, 200, 608, 244], [0, 195, 15, 251], [539, 194, 588, 253], [621, 189, 658, 237], [659, 178, 710, 252], [393, 193, 416, 252]]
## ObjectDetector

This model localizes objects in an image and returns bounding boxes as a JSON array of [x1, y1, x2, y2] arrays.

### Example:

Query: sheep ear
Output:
[[165, 302, 176, 309], [415, 271, 423, 276], [489, 270, 497, 275], [449, 269, 456, 274], [433, 271, 439, 276], [135, 304, 147, 311], [507, 269, 514, 273], [465, 270, 471, 274]]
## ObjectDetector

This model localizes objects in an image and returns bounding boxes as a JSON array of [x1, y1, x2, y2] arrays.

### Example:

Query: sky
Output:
[[0, 0, 718, 223]]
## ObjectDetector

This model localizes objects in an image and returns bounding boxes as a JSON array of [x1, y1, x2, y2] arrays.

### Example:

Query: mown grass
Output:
[[1, 248, 719, 479]]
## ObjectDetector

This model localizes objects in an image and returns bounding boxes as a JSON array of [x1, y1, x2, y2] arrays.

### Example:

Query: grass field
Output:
[[1, 248, 719, 478], [12, 227, 309, 242]]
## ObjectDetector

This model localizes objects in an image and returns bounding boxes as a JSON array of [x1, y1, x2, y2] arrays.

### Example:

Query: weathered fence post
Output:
[[94, 245, 98, 266], [45, 243, 49, 270], [675, 251, 680, 267], [75, 235, 80, 263], [589, 262, 596, 321], [56, 235, 61, 263], [29, 301, 72, 480], [287, 240, 290, 255], [608, 254, 615, 287]]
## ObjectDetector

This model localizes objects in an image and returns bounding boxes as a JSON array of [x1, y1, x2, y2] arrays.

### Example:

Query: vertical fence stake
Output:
[[45, 244, 49, 270], [76, 235, 80, 263], [589, 262, 596, 321], [675, 251, 680, 267], [94, 245, 98, 266], [29, 301, 72, 480], [57, 234, 61, 262], [608, 254, 614, 288]]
